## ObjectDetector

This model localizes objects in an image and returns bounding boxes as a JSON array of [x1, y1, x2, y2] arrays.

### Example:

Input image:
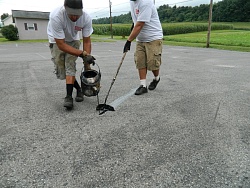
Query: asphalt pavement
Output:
[[0, 41, 249, 188]]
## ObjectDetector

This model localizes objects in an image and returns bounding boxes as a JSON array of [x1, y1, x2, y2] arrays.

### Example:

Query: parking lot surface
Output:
[[0, 41, 249, 187]]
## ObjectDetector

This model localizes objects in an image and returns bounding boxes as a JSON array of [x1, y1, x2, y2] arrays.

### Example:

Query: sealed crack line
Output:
[[109, 88, 137, 109], [213, 100, 221, 125]]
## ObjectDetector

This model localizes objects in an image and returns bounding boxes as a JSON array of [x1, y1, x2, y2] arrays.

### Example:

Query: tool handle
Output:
[[103, 52, 127, 104]]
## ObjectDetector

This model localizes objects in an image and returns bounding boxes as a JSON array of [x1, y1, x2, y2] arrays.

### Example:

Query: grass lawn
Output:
[[164, 30, 250, 52]]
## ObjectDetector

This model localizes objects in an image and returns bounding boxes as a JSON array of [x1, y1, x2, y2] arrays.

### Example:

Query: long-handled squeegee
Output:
[[96, 52, 127, 115]]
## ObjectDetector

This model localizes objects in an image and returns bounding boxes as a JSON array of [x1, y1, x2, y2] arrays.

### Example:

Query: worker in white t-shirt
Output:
[[123, 0, 163, 95], [47, 0, 95, 109]]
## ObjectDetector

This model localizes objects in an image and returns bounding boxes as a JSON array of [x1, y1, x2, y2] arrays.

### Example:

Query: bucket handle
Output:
[[81, 62, 101, 76]]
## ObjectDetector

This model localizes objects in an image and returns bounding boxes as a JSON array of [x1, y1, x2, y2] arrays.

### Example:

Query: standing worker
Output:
[[47, 0, 95, 109], [123, 0, 163, 95]]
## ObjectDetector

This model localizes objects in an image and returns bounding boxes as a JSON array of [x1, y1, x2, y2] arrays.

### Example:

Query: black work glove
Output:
[[123, 40, 131, 53], [83, 55, 96, 65], [79, 51, 96, 65]]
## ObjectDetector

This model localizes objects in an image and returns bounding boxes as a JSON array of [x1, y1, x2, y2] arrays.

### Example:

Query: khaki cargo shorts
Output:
[[49, 40, 81, 80], [134, 39, 163, 71]]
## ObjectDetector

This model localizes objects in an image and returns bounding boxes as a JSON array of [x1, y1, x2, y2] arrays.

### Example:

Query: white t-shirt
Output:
[[130, 0, 163, 42], [47, 6, 93, 43]]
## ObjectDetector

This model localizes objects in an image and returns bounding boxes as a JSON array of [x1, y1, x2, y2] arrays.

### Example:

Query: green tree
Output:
[[1, 25, 19, 41]]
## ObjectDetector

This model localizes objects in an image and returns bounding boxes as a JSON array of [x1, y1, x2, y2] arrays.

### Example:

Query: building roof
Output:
[[12, 10, 50, 20], [2, 15, 12, 22]]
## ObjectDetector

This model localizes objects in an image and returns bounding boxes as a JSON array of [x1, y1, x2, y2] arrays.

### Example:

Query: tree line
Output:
[[93, 0, 250, 24]]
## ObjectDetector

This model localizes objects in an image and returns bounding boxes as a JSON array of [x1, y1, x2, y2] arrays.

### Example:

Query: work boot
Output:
[[148, 78, 160, 90], [64, 96, 73, 109], [75, 89, 84, 102], [135, 85, 148, 95]]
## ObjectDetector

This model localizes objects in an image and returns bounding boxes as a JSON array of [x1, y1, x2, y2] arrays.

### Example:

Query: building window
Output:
[[24, 23, 38, 31]]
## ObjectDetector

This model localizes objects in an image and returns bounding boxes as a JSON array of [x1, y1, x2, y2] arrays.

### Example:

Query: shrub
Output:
[[1, 25, 19, 41]]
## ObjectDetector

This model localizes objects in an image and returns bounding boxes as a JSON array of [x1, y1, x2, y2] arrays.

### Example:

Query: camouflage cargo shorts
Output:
[[49, 40, 81, 80], [134, 39, 163, 71]]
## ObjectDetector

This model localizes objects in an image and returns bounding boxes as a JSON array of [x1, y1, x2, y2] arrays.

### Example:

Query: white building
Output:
[[2, 15, 15, 27], [11, 10, 50, 40]]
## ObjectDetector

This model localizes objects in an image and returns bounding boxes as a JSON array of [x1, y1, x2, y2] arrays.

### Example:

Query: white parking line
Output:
[[36, 53, 47, 59], [215, 65, 236, 68]]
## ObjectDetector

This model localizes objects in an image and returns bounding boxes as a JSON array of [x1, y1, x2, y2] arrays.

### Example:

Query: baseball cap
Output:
[[64, 0, 83, 16]]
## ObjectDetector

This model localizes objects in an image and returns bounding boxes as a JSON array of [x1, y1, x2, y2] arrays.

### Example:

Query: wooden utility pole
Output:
[[206, 0, 213, 48], [109, 0, 113, 39]]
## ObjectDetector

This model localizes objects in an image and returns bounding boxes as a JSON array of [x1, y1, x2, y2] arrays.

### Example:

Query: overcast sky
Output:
[[0, 0, 222, 19]]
